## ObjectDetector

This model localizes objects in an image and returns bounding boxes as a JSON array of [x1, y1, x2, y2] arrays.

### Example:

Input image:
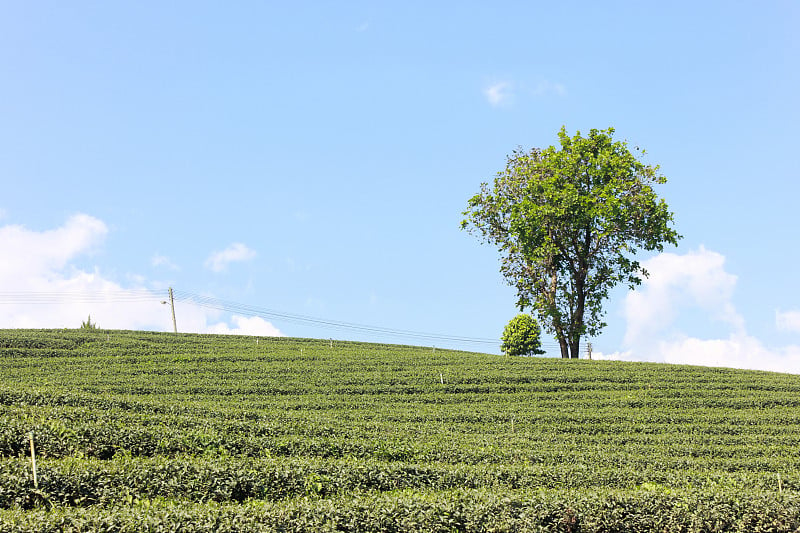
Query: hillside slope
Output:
[[1, 329, 800, 531]]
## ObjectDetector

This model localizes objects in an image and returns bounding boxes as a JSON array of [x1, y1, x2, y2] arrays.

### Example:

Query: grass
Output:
[[1, 328, 800, 531]]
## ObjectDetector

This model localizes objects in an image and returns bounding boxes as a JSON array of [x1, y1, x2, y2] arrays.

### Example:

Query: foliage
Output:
[[462, 127, 681, 358], [500, 314, 545, 356], [2, 490, 800, 532], [79, 316, 97, 330], [1, 329, 800, 530]]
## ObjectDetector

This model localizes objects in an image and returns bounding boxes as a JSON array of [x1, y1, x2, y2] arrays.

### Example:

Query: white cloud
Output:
[[0, 215, 162, 330], [0, 215, 280, 336], [656, 334, 800, 374], [484, 81, 513, 107], [531, 80, 566, 97], [484, 79, 566, 107], [595, 246, 800, 374], [205, 243, 256, 272], [776, 310, 800, 333], [595, 335, 800, 374], [623, 246, 743, 345], [151, 254, 180, 271], [208, 315, 283, 336], [0, 214, 108, 280], [286, 256, 312, 273]]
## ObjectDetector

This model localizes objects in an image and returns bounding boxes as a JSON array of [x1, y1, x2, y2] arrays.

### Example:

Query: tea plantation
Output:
[[2, 329, 800, 531]]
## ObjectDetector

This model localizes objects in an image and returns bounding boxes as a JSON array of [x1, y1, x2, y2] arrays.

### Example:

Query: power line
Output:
[[0, 289, 551, 349], [177, 290, 559, 350], [171, 289, 505, 346], [0, 290, 159, 304]]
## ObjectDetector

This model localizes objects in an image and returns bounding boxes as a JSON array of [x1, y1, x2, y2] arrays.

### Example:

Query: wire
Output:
[[0, 289, 554, 349], [0, 290, 159, 304], [172, 289, 506, 346]]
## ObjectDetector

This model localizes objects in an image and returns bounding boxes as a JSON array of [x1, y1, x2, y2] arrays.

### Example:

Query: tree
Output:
[[501, 314, 546, 356], [80, 315, 97, 330], [462, 127, 680, 359]]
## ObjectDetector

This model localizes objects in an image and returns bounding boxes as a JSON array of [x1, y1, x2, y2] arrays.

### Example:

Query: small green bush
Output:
[[79, 315, 97, 330], [501, 314, 545, 356]]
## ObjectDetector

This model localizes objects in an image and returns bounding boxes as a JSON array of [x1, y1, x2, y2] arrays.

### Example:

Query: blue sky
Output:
[[2, 2, 799, 372]]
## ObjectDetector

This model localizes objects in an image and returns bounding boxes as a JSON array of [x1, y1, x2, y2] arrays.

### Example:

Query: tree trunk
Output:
[[569, 338, 580, 359], [558, 337, 570, 359], [570, 259, 587, 360], [556, 334, 580, 358]]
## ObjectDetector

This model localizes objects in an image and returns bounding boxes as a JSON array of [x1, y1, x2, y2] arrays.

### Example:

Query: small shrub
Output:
[[80, 315, 97, 330], [501, 314, 545, 356]]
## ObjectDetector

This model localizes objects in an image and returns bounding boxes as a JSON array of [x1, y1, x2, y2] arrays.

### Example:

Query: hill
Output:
[[1, 329, 800, 531]]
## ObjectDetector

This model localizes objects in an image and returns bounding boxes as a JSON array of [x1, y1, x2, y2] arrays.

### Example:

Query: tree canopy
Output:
[[462, 127, 680, 359]]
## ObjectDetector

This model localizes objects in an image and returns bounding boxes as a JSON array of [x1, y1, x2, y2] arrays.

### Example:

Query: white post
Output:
[[29, 432, 38, 489]]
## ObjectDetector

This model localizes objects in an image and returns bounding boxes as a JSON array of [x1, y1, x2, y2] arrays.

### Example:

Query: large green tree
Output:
[[462, 127, 680, 359]]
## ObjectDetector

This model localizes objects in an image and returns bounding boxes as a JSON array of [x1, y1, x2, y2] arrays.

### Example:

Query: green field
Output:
[[2, 329, 800, 531]]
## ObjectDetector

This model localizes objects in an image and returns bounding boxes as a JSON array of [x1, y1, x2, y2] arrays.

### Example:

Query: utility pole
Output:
[[162, 287, 178, 333], [587, 342, 592, 360], [169, 287, 177, 333]]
